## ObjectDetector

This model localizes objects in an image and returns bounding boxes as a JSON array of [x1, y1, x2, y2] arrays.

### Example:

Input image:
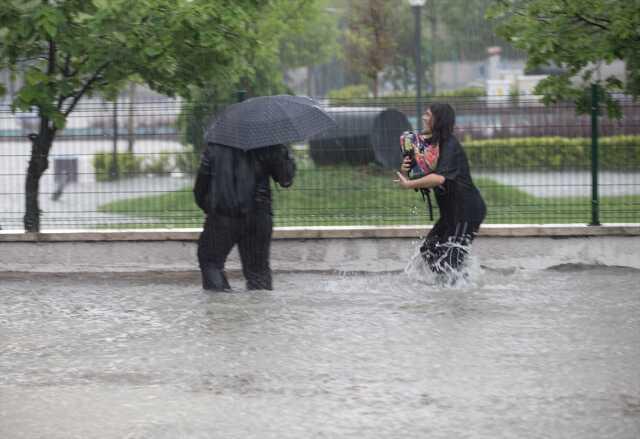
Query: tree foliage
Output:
[[488, 0, 640, 117], [346, 0, 517, 95], [0, 0, 260, 122], [0, 0, 263, 231], [240, 0, 339, 96], [179, 0, 339, 158], [343, 0, 396, 97], [433, 0, 517, 62], [275, 0, 340, 77]]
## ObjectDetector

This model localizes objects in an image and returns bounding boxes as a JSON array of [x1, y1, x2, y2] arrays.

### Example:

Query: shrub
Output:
[[464, 135, 640, 171], [435, 87, 486, 98], [143, 152, 174, 176], [175, 149, 201, 175], [93, 151, 144, 181], [327, 84, 370, 103]]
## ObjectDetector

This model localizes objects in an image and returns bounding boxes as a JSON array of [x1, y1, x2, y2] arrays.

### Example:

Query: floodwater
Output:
[[1, 265, 639, 438]]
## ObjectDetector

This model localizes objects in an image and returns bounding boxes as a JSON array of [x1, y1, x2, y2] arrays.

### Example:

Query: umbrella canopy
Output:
[[205, 95, 336, 150]]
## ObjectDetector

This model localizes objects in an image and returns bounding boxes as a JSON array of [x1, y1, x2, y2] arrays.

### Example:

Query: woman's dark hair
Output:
[[428, 102, 456, 146]]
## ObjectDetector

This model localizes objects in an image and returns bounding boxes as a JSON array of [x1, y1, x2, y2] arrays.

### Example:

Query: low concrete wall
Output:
[[1, 225, 639, 273]]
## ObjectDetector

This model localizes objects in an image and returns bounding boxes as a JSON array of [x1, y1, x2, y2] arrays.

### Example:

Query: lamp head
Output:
[[408, 0, 426, 6]]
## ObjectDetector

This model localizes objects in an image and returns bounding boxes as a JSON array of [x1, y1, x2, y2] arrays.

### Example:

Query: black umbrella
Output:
[[205, 95, 336, 150]]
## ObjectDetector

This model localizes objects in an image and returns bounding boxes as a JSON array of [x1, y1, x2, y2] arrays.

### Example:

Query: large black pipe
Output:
[[309, 107, 411, 169]]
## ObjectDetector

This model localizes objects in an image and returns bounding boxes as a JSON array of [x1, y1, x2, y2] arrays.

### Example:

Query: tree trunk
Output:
[[403, 61, 410, 94], [307, 65, 314, 97], [429, 8, 437, 95], [127, 83, 136, 153], [24, 117, 56, 232], [371, 73, 378, 98]]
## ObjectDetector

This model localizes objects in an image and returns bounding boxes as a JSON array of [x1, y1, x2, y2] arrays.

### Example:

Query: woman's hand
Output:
[[399, 156, 412, 175], [396, 172, 446, 190], [395, 156, 414, 189], [394, 171, 413, 189]]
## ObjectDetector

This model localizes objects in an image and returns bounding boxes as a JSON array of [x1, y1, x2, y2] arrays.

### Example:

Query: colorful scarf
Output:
[[400, 131, 439, 180]]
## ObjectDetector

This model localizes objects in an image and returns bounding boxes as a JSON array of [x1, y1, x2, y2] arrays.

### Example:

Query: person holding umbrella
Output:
[[194, 95, 336, 291]]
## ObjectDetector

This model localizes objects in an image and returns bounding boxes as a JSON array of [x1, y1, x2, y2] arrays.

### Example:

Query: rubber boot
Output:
[[202, 267, 231, 291], [245, 271, 272, 291]]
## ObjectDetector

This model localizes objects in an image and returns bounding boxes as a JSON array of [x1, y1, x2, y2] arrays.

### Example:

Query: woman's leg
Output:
[[421, 221, 481, 274], [420, 220, 447, 274], [442, 222, 478, 272]]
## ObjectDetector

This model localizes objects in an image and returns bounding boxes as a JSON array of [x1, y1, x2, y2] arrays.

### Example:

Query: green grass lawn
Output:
[[96, 165, 640, 228]]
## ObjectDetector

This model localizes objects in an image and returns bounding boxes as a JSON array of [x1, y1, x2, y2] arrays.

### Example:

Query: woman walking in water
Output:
[[395, 102, 486, 276]]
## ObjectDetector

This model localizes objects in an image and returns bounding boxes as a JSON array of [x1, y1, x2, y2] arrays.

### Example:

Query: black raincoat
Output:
[[420, 136, 486, 273], [193, 143, 296, 290]]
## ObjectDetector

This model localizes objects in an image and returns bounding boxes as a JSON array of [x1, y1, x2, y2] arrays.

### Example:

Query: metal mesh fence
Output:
[[1, 95, 639, 231]]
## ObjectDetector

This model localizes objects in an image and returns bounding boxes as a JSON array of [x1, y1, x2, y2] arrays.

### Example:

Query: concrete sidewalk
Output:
[[1, 225, 639, 273]]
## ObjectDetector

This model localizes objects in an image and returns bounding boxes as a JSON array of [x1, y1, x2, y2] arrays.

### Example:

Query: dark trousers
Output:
[[197, 209, 273, 290], [420, 220, 481, 274]]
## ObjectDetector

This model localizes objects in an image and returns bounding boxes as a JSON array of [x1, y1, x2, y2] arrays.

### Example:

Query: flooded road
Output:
[[1, 267, 639, 438]]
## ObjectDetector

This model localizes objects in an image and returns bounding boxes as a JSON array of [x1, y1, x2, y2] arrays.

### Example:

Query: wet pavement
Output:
[[0, 139, 191, 230], [1, 266, 639, 438], [0, 175, 192, 230], [476, 171, 640, 198]]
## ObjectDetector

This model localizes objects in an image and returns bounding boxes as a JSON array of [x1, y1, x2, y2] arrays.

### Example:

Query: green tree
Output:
[[277, 0, 340, 94], [233, 0, 340, 97], [432, 0, 517, 62], [344, 0, 396, 97], [179, 0, 339, 159], [0, 0, 261, 232], [366, 0, 514, 95], [378, 4, 413, 94], [488, 0, 640, 116]]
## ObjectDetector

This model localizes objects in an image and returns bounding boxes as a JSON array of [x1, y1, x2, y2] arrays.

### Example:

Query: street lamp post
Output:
[[409, 0, 426, 131]]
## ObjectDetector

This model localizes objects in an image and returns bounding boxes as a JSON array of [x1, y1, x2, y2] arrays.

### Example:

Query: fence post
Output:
[[590, 83, 601, 226]]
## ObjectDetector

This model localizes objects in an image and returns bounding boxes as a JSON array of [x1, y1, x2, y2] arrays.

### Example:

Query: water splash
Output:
[[403, 238, 482, 289]]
